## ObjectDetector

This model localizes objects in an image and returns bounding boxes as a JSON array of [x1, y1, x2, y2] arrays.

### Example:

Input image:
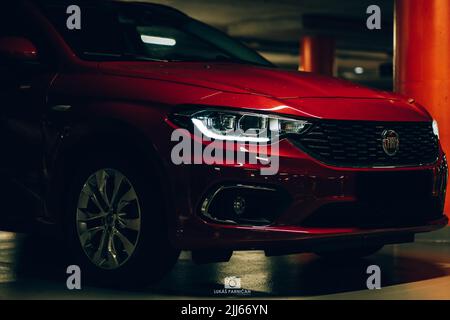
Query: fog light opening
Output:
[[200, 184, 291, 226]]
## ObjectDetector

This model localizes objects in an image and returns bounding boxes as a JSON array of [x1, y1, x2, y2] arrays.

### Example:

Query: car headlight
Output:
[[171, 109, 311, 142], [433, 119, 440, 139]]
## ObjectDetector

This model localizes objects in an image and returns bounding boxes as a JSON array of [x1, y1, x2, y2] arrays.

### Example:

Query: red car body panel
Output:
[[47, 60, 448, 250], [1, 1, 447, 255]]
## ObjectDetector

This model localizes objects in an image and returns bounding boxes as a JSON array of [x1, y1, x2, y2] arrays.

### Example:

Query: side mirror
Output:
[[0, 37, 38, 62]]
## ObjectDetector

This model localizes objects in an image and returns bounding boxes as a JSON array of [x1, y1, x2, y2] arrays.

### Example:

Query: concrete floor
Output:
[[0, 228, 448, 300]]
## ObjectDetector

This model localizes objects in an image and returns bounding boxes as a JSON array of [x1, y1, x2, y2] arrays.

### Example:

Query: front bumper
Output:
[[169, 138, 448, 251], [180, 216, 448, 252]]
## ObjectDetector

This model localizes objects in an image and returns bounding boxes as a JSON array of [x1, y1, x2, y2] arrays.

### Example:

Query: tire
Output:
[[314, 245, 384, 259], [64, 150, 180, 288]]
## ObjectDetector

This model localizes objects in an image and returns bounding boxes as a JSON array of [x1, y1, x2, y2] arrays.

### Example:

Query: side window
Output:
[[43, 4, 128, 57]]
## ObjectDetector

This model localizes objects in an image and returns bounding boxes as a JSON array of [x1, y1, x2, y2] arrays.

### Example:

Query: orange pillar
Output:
[[394, 0, 450, 216], [300, 35, 335, 76]]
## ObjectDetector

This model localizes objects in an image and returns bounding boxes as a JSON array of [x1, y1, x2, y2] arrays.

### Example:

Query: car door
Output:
[[0, 3, 57, 220]]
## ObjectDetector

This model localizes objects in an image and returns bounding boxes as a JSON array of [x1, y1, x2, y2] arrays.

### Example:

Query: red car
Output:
[[0, 0, 447, 287]]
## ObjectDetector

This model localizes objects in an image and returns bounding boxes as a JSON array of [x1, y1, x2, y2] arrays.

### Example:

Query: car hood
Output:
[[95, 61, 430, 121], [97, 61, 397, 100]]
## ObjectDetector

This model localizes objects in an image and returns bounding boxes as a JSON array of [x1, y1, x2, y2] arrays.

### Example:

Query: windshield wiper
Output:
[[163, 53, 264, 66], [210, 55, 248, 64], [208, 55, 272, 67], [83, 52, 168, 62]]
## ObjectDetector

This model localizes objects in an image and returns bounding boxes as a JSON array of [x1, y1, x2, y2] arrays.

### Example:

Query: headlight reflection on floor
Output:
[[0, 232, 18, 284]]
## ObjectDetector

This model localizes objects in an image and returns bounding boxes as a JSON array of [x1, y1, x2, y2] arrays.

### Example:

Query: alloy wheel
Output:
[[76, 168, 142, 270]]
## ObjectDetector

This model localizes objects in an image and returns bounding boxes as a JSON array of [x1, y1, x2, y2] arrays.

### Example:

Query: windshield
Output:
[[38, 1, 273, 66]]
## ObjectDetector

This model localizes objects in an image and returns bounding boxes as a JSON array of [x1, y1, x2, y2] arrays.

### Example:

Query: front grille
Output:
[[294, 121, 439, 167]]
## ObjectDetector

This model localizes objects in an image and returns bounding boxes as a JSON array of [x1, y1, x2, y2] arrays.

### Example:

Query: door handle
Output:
[[51, 105, 72, 112], [19, 84, 32, 90]]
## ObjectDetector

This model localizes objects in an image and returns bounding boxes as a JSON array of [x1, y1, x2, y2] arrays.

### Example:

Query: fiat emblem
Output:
[[381, 129, 399, 156]]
